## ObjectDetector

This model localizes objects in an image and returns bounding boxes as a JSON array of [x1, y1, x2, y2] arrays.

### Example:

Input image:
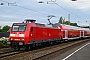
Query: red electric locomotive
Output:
[[8, 19, 62, 50]]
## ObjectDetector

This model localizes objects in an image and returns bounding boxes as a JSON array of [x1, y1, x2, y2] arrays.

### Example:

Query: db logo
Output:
[[17, 32, 19, 34]]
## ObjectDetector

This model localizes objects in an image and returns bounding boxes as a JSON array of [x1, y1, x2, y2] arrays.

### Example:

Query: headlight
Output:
[[19, 34, 24, 37], [21, 39, 24, 41], [19, 42, 23, 45], [7, 42, 11, 44], [11, 38, 13, 40]]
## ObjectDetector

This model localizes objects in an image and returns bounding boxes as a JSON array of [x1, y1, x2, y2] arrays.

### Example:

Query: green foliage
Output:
[[64, 21, 69, 25], [58, 16, 63, 24], [0, 29, 2, 32], [70, 23, 78, 26], [0, 25, 10, 32], [0, 37, 9, 46], [0, 40, 7, 46], [0, 26, 1, 32], [58, 16, 78, 26], [81, 26, 89, 28]]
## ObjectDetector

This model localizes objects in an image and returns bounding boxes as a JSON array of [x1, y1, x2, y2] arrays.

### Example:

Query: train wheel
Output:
[[49, 41, 53, 45], [24, 45, 29, 50], [17, 45, 21, 50], [29, 45, 33, 50], [11, 43, 17, 50]]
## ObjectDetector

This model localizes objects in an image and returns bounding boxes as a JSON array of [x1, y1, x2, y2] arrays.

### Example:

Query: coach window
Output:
[[81, 31, 83, 36]]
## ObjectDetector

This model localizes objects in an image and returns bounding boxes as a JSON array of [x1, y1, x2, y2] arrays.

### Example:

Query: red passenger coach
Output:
[[78, 28, 90, 38], [59, 24, 90, 40], [58, 25, 81, 40], [9, 19, 62, 50]]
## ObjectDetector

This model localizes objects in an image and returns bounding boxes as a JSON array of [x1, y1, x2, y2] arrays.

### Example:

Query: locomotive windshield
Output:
[[12, 23, 26, 31]]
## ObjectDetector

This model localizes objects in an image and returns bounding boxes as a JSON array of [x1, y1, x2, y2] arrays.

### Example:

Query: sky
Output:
[[0, 0, 90, 27]]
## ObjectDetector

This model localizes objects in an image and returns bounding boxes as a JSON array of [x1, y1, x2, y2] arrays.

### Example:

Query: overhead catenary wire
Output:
[[0, 0, 58, 22], [0, 0, 51, 16], [0, 0, 89, 24], [0, 9, 32, 18], [15, 5, 50, 16], [55, 3, 84, 20], [46, 0, 88, 24], [69, 1, 89, 22], [0, 0, 83, 19]]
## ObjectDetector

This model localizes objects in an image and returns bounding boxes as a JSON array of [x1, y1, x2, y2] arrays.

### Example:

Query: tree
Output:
[[0, 26, 1, 32], [58, 16, 78, 26], [70, 23, 78, 26], [64, 21, 69, 25], [63, 18, 65, 24], [81, 26, 89, 28], [58, 16, 63, 24], [1, 25, 10, 32], [58, 16, 70, 25]]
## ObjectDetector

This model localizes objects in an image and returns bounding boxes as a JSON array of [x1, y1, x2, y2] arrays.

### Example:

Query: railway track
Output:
[[0, 51, 20, 59], [0, 46, 9, 48], [0, 47, 11, 52], [0, 39, 89, 60], [0, 49, 25, 59]]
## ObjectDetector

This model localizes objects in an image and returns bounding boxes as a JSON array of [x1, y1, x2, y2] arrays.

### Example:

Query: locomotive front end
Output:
[[9, 23, 27, 49]]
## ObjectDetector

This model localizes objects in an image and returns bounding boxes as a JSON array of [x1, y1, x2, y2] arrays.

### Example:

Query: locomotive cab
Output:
[[8, 19, 36, 50]]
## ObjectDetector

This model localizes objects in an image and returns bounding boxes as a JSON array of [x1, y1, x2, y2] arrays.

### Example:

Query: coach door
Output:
[[30, 27, 35, 40], [82, 31, 84, 37], [80, 31, 84, 37], [80, 31, 81, 37], [65, 30, 68, 39]]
